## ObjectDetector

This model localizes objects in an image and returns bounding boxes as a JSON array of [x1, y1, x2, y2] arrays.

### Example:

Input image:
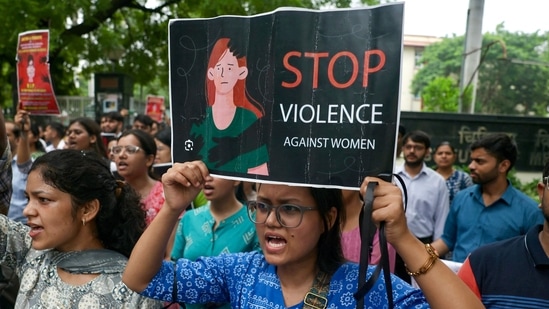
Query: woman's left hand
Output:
[[359, 177, 410, 248]]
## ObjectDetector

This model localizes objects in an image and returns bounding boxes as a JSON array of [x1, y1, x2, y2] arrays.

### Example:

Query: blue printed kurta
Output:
[[142, 251, 428, 308]]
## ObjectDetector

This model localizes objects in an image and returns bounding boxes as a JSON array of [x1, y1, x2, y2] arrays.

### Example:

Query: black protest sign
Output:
[[169, 4, 403, 189]]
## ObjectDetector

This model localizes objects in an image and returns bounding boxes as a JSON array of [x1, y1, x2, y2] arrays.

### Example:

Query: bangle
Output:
[[405, 244, 439, 276]]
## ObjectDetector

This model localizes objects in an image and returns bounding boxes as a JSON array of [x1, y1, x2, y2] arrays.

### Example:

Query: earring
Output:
[[82, 218, 86, 226]]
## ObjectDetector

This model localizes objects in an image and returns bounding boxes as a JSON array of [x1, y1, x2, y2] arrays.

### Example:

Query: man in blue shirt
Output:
[[457, 158, 549, 308], [432, 133, 543, 262]]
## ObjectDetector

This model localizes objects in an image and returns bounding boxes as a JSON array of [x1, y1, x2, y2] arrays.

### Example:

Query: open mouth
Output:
[[203, 184, 214, 195], [27, 223, 44, 238], [266, 235, 287, 248]]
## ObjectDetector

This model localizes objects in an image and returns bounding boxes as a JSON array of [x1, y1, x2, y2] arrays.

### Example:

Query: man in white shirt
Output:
[[44, 121, 66, 152], [395, 130, 450, 243]]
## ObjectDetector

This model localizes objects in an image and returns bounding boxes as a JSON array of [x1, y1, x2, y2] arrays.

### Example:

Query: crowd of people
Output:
[[0, 106, 546, 309]]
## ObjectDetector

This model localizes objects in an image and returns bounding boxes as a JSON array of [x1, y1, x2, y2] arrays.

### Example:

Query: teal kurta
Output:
[[170, 204, 259, 309], [171, 204, 259, 261]]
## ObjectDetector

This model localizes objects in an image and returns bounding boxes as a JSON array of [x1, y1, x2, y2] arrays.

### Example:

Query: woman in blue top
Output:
[[123, 161, 483, 308], [433, 141, 473, 205]]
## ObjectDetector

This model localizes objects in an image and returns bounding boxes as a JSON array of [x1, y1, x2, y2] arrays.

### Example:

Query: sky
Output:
[[402, 0, 549, 37]]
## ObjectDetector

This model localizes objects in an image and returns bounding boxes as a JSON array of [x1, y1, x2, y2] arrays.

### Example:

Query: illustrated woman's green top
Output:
[[191, 107, 268, 173]]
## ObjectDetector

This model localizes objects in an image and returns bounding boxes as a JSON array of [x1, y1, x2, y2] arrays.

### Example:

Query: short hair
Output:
[[103, 111, 124, 123], [402, 130, 431, 149], [133, 114, 154, 128], [470, 133, 517, 171], [47, 121, 66, 138]]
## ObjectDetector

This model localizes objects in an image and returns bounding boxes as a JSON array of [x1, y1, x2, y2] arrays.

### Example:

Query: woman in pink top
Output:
[[113, 129, 164, 225], [341, 189, 396, 272]]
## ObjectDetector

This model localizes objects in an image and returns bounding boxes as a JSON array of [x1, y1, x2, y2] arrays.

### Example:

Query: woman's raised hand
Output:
[[162, 161, 212, 212]]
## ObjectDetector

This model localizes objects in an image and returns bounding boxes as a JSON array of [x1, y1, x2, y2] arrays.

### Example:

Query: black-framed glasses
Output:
[[403, 144, 425, 151], [247, 201, 316, 228], [111, 145, 141, 155]]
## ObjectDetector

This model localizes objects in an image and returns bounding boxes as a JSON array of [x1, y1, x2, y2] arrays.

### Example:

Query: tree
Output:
[[421, 76, 459, 112], [412, 26, 549, 115], [0, 0, 380, 111]]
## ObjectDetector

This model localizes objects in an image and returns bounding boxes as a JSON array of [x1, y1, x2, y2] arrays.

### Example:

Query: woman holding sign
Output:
[[190, 37, 269, 176], [123, 161, 483, 308]]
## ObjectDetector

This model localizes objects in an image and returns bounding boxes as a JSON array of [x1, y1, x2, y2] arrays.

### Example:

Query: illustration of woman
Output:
[[191, 37, 269, 175], [26, 55, 35, 84]]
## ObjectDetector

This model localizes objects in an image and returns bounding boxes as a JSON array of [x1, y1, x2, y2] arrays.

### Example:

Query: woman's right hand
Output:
[[14, 109, 30, 132], [162, 161, 212, 212]]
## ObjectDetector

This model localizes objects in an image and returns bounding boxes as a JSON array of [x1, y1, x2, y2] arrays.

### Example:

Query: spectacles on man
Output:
[[403, 144, 425, 151], [247, 201, 317, 228], [111, 145, 141, 155]]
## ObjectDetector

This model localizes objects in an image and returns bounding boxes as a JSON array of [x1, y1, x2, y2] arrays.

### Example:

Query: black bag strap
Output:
[[354, 174, 407, 309]]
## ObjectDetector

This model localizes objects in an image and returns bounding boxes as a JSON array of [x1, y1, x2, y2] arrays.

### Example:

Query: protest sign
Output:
[[16, 29, 60, 115], [145, 95, 165, 122], [169, 4, 403, 189]]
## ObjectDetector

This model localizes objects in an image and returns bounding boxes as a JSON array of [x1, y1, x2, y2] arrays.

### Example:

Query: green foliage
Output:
[[0, 0, 381, 111], [507, 169, 540, 201], [421, 76, 459, 112], [412, 27, 549, 115]]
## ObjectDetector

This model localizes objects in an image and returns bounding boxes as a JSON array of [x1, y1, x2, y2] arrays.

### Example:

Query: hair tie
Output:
[[115, 180, 125, 198]]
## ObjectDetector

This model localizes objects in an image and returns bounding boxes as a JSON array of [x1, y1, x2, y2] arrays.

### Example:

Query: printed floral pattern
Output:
[[0, 216, 163, 308], [143, 251, 428, 308]]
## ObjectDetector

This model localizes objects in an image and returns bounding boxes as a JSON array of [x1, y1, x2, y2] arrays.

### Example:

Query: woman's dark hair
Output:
[[30, 149, 146, 257], [434, 141, 456, 154], [29, 123, 46, 153], [309, 187, 345, 275], [154, 127, 171, 148], [68, 117, 108, 158], [118, 129, 158, 180]]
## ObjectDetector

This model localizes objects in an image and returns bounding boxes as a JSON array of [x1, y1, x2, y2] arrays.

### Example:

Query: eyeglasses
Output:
[[111, 145, 141, 155], [403, 144, 425, 151], [247, 201, 316, 228], [544, 177, 549, 190]]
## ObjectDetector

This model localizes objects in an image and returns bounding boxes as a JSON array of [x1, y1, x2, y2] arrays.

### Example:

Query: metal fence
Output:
[[49, 96, 146, 125]]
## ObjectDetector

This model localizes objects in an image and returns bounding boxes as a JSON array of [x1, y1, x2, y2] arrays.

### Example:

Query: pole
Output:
[[459, 0, 485, 114]]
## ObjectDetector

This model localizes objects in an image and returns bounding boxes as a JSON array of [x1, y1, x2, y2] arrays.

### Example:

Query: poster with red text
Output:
[[16, 29, 60, 114], [145, 95, 165, 122], [169, 4, 403, 189]]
